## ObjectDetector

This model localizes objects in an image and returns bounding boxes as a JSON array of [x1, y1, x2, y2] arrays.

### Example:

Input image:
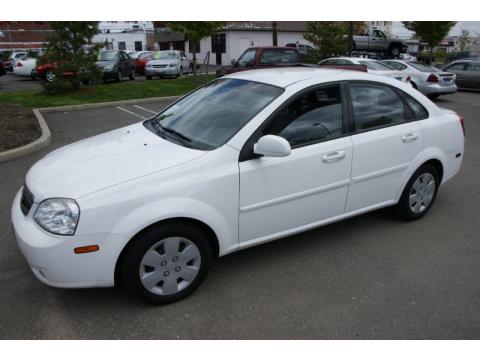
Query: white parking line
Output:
[[133, 105, 158, 114], [116, 106, 147, 120]]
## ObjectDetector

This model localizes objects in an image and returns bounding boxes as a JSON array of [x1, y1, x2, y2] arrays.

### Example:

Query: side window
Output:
[[237, 49, 256, 67], [259, 49, 299, 64], [467, 62, 480, 71], [386, 61, 406, 70], [402, 93, 429, 120], [445, 62, 466, 71], [349, 83, 406, 131], [264, 85, 344, 147]]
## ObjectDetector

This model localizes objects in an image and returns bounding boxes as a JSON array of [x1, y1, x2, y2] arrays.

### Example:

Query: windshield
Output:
[[408, 61, 439, 72], [97, 51, 118, 61], [154, 51, 178, 60], [147, 79, 284, 150], [359, 60, 394, 71]]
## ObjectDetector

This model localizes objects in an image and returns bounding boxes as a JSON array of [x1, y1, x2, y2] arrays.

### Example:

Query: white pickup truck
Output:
[[353, 29, 408, 57]]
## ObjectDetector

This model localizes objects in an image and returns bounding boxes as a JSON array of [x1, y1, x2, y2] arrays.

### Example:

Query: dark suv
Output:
[[96, 51, 135, 82], [216, 46, 302, 77]]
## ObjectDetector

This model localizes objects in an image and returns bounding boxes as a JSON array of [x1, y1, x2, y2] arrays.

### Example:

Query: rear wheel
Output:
[[146, 75, 152, 80], [121, 223, 213, 304], [427, 94, 439, 100], [395, 164, 439, 220], [389, 45, 401, 58], [45, 70, 55, 82]]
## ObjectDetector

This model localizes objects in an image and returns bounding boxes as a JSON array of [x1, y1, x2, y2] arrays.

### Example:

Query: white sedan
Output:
[[382, 59, 457, 100], [12, 68, 464, 304], [13, 57, 37, 78], [319, 57, 411, 84]]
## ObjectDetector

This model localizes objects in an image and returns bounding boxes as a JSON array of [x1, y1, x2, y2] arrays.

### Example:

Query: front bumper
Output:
[[11, 188, 125, 288], [418, 82, 458, 96], [145, 66, 179, 76], [101, 69, 118, 80]]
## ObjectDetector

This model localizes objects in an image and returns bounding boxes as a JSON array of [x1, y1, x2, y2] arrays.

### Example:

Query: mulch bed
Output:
[[0, 104, 42, 152]]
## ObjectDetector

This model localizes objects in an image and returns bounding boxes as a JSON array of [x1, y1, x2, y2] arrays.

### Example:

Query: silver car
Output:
[[145, 50, 192, 79], [382, 60, 457, 100]]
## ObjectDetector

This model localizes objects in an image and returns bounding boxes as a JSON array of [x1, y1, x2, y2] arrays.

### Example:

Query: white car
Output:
[[319, 57, 411, 84], [382, 59, 457, 100], [145, 50, 191, 79], [13, 57, 37, 78], [12, 68, 465, 304]]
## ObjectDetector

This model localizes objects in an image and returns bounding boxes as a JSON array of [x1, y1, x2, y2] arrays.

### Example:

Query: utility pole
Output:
[[348, 21, 353, 56], [272, 21, 278, 46]]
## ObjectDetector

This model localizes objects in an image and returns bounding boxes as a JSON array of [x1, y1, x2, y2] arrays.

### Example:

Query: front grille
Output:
[[20, 185, 34, 216], [153, 64, 167, 68]]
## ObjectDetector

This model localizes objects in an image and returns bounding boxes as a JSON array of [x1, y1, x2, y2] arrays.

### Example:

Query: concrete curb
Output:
[[0, 109, 52, 164], [37, 96, 181, 113], [0, 95, 181, 163]]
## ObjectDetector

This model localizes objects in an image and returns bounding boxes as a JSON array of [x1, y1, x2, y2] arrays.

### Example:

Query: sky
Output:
[[392, 21, 480, 38]]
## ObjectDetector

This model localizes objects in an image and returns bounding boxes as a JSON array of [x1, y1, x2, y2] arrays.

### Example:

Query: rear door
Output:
[[444, 62, 468, 87], [345, 81, 424, 212], [463, 61, 480, 89]]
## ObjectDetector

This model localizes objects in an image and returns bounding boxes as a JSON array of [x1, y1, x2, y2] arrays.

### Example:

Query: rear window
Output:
[[359, 60, 394, 71], [408, 61, 438, 72], [260, 49, 299, 65]]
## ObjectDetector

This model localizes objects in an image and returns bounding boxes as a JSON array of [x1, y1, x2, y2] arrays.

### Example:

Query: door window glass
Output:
[[237, 49, 256, 67], [349, 83, 406, 131], [264, 85, 343, 147], [467, 62, 480, 71], [445, 62, 467, 71]]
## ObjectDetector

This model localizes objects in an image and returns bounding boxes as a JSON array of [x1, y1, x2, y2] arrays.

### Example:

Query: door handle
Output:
[[402, 133, 419, 143], [322, 151, 346, 163]]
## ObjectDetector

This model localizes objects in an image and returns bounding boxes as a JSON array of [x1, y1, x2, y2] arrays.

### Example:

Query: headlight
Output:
[[34, 198, 80, 235], [168, 63, 177, 68], [103, 65, 113, 70]]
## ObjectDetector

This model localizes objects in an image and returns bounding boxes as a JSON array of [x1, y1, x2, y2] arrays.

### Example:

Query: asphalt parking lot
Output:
[[0, 91, 479, 339]]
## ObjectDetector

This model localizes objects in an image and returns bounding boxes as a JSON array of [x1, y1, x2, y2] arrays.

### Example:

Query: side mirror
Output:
[[254, 135, 291, 158], [231, 58, 237, 66], [181, 56, 186, 60]]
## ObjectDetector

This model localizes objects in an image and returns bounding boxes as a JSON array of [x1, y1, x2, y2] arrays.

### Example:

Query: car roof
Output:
[[223, 66, 387, 88]]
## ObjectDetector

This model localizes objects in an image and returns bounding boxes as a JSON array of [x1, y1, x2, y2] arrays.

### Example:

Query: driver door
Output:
[[238, 84, 353, 243]]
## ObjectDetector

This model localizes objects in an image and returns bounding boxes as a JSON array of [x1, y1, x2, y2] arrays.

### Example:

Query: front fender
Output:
[[110, 197, 236, 256]]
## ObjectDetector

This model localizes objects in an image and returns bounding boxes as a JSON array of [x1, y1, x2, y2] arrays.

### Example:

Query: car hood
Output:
[[148, 59, 179, 65], [26, 122, 206, 200], [95, 60, 116, 68]]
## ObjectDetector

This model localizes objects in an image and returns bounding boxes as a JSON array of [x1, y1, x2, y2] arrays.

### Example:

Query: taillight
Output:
[[427, 74, 438, 82], [459, 115, 465, 137]]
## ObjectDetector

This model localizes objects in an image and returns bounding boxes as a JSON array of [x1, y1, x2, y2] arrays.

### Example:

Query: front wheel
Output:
[[129, 68, 135, 80], [121, 223, 213, 304], [395, 164, 439, 220], [116, 70, 122, 82]]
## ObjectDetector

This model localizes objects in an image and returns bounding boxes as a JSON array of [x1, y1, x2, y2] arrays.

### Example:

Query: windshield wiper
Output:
[[154, 122, 192, 147]]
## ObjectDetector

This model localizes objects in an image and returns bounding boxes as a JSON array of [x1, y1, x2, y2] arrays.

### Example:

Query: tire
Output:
[[389, 45, 401, 58], [395, 163, 439, 221], [45, 70, 55, 82], [121, 223, 213, 304], [411, 81, 417, 90], [177, 66, 183, 78], [427, 94, 439, 100], [146, 75, 152, 80], [189, 64, 193, 73], [116, 70, 122, 82], [129, 67, 135, 80]]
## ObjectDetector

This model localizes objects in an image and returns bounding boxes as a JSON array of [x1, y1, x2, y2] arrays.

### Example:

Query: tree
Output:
[[458, 28, 471, 52], [42, 21, 100, 93], [402, 21, 456, 55], [303, 22, 348, 63], [168, 21, 224, 76]]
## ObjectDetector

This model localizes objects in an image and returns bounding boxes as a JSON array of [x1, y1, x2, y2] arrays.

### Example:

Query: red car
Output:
[[34, 62, 75, 81], [216, 46, 303, 77], [134, 52, 154, 75]]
